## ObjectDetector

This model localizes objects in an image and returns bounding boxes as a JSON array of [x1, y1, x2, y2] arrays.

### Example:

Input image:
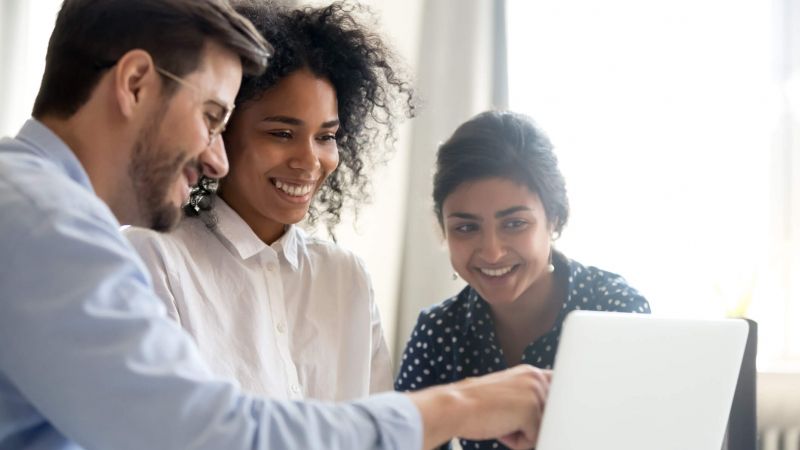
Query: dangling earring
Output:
[[547, 229, 558, 273]]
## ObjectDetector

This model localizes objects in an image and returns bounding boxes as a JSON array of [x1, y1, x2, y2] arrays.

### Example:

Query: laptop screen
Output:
[[536, 312, 748, 450]]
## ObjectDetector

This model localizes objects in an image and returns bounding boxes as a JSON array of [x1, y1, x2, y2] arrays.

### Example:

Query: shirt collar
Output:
[[271, 224, 304, 271], [13, 118, 94, 193], [461, 286, 493, 336], [551, 250, 583, 329], [213, 198, 303, 270]]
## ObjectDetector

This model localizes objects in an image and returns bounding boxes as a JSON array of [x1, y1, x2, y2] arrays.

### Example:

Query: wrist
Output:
[[407, 383, 469, 449]]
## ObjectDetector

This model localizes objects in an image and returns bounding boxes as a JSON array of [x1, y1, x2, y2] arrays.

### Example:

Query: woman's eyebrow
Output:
[[261, 115, 303, 125], [447, 212, 481, 221], [321, 119, 340, 128], [261, 116, 340, 129], [495, 206, 532, 218]]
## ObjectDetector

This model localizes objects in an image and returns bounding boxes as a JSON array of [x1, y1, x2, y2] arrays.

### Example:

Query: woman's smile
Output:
[[269, 177, 316, 204]]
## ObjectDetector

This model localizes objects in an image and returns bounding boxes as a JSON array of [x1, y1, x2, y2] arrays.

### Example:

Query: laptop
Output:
[[535, 311, 748, 450]]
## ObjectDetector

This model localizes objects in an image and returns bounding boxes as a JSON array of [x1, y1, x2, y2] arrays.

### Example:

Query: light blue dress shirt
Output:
[[0, 119, 422, 450]]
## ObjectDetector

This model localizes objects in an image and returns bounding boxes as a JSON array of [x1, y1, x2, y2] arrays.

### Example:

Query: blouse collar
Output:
[[213, 198, 304, 270]]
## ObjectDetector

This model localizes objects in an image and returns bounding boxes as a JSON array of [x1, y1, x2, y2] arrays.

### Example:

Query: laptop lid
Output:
[[536, 311, 748, 450]]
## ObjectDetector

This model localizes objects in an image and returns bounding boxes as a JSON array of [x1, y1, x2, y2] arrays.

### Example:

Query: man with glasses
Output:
[[0, 1, 550, 449], [154, 66, 235, 146]]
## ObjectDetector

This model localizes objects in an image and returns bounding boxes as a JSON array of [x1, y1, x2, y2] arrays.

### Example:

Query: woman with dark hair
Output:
[[124, 1, 413, 401], [395, 110, 651, 449]]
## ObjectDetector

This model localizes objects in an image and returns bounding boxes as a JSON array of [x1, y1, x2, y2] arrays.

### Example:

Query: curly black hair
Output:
[[185, 0, 415, 232]]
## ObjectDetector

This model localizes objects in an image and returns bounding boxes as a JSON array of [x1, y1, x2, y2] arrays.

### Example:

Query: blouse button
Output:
[[277, 323, 286, 333], [267, 263, 277, 272], [291, 384, 301, 394]]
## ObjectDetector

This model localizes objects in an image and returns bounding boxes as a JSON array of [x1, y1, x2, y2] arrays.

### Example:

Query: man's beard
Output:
[[128, 115, 197, 232]]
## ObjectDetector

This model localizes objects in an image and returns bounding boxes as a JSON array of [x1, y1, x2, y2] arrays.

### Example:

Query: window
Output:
[[0, 0, 61, 137], [508, 0, 799, 368]]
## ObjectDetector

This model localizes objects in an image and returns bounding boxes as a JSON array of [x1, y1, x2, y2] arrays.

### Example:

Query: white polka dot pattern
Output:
[[394, 254, 651, 450]]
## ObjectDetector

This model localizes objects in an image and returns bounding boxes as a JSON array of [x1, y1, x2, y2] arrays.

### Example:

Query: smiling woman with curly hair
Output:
[[124, 1, 414, 401], [188, 0, 414, 231]]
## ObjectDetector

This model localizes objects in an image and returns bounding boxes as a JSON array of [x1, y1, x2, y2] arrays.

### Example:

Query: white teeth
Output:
[[479, 266, 514, 277], [275, 180, 313, 197]]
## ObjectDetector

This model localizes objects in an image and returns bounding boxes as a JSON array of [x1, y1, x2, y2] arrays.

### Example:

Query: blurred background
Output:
[[2, 0, 798, 442]]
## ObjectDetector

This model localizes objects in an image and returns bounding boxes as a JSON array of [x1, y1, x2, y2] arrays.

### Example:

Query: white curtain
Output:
[[0, 0, 26, 135], [0, 0, 60, 137], [392, 0, 508, 361]]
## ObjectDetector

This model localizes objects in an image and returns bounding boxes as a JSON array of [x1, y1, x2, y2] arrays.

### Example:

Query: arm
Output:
[[0, 199, 548, 450], [368, 286, 395, 394], [409, 365, 551, 450], [600, 271, 652, 314], [625, 286, 651, 314], [0, 203, 421, 450], [350, 254, 396, 394]]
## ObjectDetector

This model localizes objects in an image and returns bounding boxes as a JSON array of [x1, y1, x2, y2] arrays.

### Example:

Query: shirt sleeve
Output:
[[395, 310, 450, 450], [395, 310, 443, 392], [0, 197, 422, 450], [124, 226, 182, 322], [367, 277, 395, 394], [625, 287, 651, 314], [595, 271, 652, 314]]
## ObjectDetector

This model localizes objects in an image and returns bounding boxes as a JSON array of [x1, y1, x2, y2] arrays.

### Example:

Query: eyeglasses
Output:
[[155, 66, 235, 146]]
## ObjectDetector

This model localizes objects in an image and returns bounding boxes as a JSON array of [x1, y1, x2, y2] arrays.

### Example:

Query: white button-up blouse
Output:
[[124, 199, 393, 401]]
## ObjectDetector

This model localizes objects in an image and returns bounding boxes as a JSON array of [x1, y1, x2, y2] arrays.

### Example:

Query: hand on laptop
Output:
[[408, 364, 551, 450]]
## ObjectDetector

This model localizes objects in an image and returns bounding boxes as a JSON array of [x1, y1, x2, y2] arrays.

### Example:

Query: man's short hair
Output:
[[32, 0, 272, 119]]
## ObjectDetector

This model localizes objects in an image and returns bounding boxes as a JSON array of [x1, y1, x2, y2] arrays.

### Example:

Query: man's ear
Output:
[[112, 49, 158, 119]]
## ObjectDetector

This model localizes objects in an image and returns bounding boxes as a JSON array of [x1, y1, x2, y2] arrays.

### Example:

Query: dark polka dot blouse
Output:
[[394, 252, 651, 450]]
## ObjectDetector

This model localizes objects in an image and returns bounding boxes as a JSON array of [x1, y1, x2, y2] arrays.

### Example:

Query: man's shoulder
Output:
[[0, 151, 121, 276], [0, 149, 59, 202], [0, 150, 113, 228], [0, 149, 153, 303]]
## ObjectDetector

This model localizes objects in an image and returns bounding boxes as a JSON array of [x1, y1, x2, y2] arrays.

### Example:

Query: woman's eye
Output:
[[268, 130, 292, 139], [452, 223, 478, 233], [505, 219, 528, 229], [318, 133, 337, 142]]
